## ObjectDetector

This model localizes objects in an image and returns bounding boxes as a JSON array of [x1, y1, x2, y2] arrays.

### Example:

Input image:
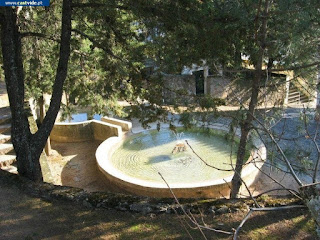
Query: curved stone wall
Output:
[[96, 125, 266, 198], [51, 120, 122, 142]]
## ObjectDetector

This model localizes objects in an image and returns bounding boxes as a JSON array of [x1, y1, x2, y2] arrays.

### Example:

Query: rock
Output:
[[157, 204, 169, 213], [130, 202, 152, 214], [117, 206, 128, 211], [64, 193, 75, 200], [208, 206, 216, 214], [82, 200, 93, 208], [216, 206, 229, 214], [117, 202, 129, 211], [165, 208, 172, 214]]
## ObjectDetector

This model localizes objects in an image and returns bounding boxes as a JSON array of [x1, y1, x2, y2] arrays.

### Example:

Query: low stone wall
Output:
[[51, 120, 122, 142], [51, 121, 94, 142], [92, 121, 122, 141], [101, 117, 132, 132]]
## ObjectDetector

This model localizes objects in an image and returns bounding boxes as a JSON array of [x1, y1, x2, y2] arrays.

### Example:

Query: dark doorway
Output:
[[194, 70, 204, 95]]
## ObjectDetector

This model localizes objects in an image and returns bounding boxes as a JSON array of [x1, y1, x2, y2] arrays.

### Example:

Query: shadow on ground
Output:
[[50, 140, 120, 193], [0, 182, 196, 240], [0, 179, 316, 240]]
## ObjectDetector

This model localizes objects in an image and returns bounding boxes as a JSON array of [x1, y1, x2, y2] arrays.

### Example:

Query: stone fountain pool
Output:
[[96, 125, 266, 198], [111, 129, 236, 184]]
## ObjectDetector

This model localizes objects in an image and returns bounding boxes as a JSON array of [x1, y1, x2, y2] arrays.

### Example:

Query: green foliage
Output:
[[179, 112, 196, 129], [19, 5, 62, 100], [12, 0, 320, 127], [198, 96, 225, 110]]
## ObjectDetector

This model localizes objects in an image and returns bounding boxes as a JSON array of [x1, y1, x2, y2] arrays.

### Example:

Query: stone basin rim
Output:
[[96, 125, 266, 190]]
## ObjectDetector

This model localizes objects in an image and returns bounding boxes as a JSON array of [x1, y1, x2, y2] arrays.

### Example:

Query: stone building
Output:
[[162, 66, 315, 107]]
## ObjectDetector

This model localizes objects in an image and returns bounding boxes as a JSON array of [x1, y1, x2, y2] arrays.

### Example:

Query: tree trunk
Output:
[[0, 0, 72, 182], [230, 0, 270, 198], [0, 7, 41, 181], [315, 45, 320, 120], [39, 96, 51, 156]]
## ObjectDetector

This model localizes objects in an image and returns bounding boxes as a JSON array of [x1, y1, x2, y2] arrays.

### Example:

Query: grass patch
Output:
[[129, 223, 158, 232]]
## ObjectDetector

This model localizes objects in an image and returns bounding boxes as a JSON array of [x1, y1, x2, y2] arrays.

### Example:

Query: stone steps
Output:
[[0, 109, 15, 172], [0, 114, 11, 125], [288, 84, 311, 104], [0, 154, 16, 168], [1, 164, 17, 174], [0, 143, 14, 155], [0, 124, 11, 134], [0, 133, 11, 144]]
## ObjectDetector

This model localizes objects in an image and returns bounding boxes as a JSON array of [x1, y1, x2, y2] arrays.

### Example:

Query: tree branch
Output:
[[158, 172, 233, 236], [20, 32, 60, 42], [71, 28, 123, 62], [251, 115, 303, 186], [71, 2, 128, 10], [223, 61, 320, 74], [302, 108, 320, 183], [185, 140, 234, 171], [233, 205, 306, 239]]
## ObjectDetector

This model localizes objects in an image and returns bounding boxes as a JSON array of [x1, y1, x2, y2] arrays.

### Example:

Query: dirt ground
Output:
[[0, 175, 316, 240], [47, 140, 121, 193]]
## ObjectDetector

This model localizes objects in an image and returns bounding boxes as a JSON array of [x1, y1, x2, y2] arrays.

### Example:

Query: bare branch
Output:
[[251, 205, 307, 211], [253, 188, 301, 198], [270, 62, 320, 72], [233, 205, 306, 239], [235, 162, 261, 207], [224, 61, 320, 74], [158, 172, 233, 236], [185, 140, 234, 172], [233, 209, 253, 240], [250, 141, 303, 199], [300, 181, 320, 188], [188, 210, 208, 240], [302, 108, 320, 183], [251, 114, 303, 186]]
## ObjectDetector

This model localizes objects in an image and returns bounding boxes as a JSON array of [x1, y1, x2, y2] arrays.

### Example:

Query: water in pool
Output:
[[111, 129, 238, 184], [64, 113, 101, 122]]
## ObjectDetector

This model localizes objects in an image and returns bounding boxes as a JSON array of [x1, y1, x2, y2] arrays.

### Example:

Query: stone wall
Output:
[[51, 120, 122, 142], [92, 121, 122, 141], [162, 74, 195, 104], [101, 117, 132, 132], [161, 73, 287, 106], [207, 75, 287, 106]]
